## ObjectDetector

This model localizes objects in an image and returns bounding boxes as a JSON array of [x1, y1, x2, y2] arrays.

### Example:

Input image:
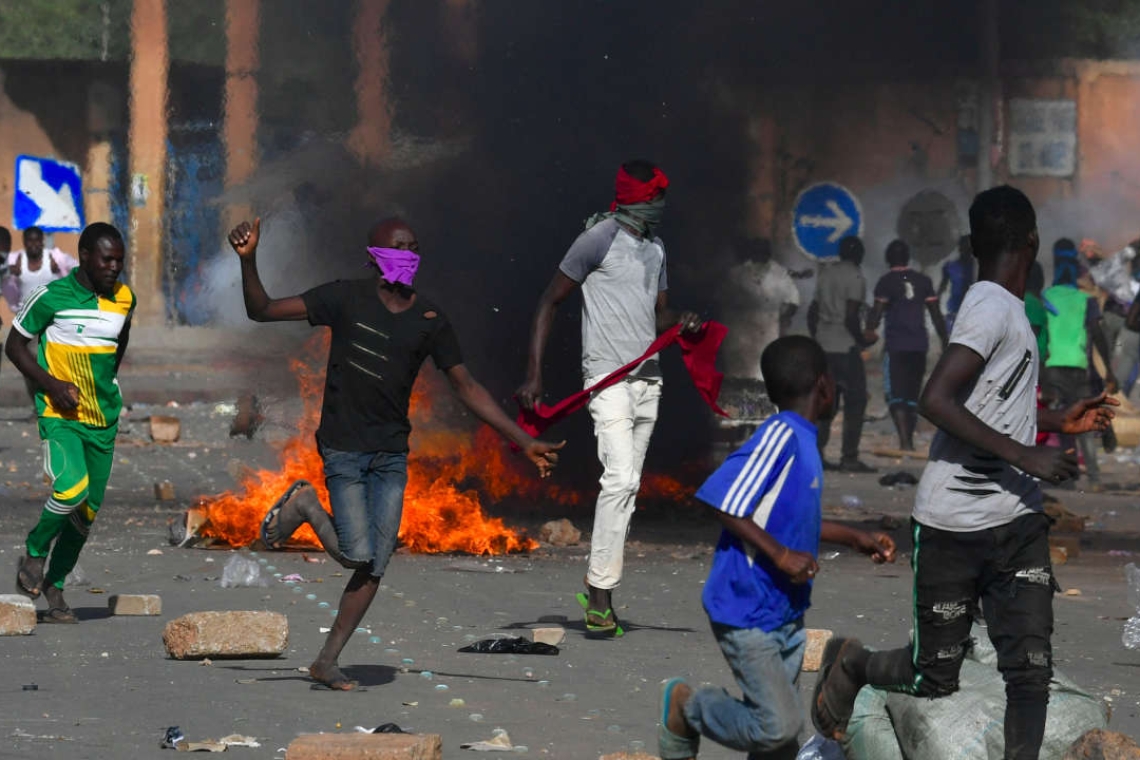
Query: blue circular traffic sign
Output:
[[792, 182, 863, 260]]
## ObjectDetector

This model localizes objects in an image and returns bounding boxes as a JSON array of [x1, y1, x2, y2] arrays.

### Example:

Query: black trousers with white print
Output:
[[865, 513, 1056, 760]]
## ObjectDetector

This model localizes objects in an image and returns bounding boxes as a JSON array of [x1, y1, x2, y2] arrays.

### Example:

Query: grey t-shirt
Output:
[[912, 281, 1043, 532], [815, 260, 865, 353], [559, 218, 667, 380]]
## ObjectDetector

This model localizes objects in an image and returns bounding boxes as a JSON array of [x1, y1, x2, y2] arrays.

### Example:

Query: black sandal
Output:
[[42, 607, 78, 624], [811, 637, 865, 740]]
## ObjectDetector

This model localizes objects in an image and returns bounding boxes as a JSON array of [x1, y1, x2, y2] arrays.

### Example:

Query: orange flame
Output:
[[197, 331, 552, 554]]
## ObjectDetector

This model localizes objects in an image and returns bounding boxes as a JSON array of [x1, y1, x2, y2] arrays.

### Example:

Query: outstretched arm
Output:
[[448, 364, 565, 477], [821, 521, 895, 563], [516, 272, 578, 411], [228, 219, 309, 322]]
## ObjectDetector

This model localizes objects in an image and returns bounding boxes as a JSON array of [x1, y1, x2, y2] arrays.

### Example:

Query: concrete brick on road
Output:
[[163, 611, 287, 659], [109, 594, 162, 616], [0, 595, 36, 635], [531, 626, 565, 646], [802, 628, 834, 672], [286, 733, 442, 760]]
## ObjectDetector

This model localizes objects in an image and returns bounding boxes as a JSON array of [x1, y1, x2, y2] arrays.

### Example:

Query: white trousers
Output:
[[585, 376, 661, 590]]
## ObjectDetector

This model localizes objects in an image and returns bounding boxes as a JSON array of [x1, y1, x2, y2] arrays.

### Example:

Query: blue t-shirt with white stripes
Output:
[[696, 410, 823, 631]]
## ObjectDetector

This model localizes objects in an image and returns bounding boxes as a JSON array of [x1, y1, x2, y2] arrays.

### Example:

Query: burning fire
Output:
[[196, 332, 699, 555], [197, 332, 559, 554]]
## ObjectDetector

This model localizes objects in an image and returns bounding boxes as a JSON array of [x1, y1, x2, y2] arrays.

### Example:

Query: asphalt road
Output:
[[0, 402, 1137, 760]]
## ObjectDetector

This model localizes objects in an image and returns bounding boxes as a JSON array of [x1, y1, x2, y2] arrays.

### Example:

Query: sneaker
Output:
[[839, 459, 877, 474]]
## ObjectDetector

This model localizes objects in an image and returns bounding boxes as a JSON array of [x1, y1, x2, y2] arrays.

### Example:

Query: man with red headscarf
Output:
[[517, 160, 701, 637]]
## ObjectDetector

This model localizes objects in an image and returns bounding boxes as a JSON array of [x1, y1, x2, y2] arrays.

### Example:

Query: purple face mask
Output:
[[366, 247, 420, 287]]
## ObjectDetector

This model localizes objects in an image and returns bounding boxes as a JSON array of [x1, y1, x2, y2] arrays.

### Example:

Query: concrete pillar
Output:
[[128, 0, 169, 324], [347, 0, 392, 166], [223, 0, 260, 232]]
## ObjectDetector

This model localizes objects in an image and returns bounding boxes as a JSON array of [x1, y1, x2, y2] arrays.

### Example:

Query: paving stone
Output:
[[599, 753, 660, 760], [532, 626, 566, 646], [0, 595, 36, 635], [163, 610, 287, 659], [109, 594, 162, 616], [802, 628, 834, 672], [285, 733, 442, 759]]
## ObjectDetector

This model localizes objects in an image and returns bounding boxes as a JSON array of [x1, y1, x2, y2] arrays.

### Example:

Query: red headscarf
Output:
[[611, 165, 669, 211]]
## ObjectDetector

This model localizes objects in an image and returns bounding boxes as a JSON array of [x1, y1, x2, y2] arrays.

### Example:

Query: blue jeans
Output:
[[684, 619, 806, 759], [319, 443, 408, 578]]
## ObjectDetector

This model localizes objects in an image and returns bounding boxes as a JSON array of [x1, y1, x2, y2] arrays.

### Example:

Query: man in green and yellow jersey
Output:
[[12, 222, 134, 623]]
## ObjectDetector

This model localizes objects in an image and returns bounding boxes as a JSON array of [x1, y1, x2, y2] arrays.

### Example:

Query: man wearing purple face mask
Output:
[[228, 216, 565, 691]]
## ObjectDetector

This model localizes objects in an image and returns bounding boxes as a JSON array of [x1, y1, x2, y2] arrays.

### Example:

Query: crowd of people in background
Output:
[[725, 222, 1140, 490]]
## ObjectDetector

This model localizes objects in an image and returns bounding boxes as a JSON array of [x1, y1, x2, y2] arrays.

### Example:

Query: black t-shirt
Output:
[[873, 268, 937, 353], [302, 279, 464, 453]]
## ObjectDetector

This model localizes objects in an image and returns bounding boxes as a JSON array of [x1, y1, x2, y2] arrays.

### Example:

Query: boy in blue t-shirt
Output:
[[658, 335, 896, 760]]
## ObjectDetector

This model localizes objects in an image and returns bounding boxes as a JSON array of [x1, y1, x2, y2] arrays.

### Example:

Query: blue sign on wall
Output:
[[792, 182, 863, 260], [13, 155, 85, 233]]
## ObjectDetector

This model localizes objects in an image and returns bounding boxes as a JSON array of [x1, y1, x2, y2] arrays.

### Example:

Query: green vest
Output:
[[1043, 284, 1089, 369]]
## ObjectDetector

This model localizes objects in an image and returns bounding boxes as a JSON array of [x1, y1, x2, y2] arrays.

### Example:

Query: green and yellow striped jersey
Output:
[[12, 272, 135, 428]]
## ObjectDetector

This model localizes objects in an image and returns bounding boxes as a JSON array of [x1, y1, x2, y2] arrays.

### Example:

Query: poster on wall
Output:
[[13, 155, 85, 232], [1008, 99, 1077, 178]]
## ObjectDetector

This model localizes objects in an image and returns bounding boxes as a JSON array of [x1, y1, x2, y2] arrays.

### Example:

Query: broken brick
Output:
[[285, 733, 442, 760], [0, 595, 36, 635], [163, 611, 287, 659], [154, 481, 176, 501], [109, 594, 162, 616]]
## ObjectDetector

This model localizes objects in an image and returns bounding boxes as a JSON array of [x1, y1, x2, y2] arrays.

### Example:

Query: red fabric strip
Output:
[[516, 321, 729, 440]]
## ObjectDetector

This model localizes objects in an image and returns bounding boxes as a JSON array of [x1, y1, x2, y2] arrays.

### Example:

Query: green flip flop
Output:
[[575, 591, 624, 637]]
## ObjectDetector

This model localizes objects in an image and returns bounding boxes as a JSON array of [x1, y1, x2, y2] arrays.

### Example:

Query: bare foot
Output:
[[667, 681, 697, 738], [309, 659, 357, 691]]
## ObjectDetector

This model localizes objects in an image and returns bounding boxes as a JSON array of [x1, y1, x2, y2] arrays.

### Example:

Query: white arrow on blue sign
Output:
[[792, 181, 863, 260], [14, 155, 85, 233]]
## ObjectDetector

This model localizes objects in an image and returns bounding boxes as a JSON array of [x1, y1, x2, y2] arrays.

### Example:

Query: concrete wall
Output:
[[749, 59, 1140, 273]]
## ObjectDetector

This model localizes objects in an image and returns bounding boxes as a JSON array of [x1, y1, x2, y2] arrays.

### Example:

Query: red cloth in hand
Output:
[[516, 321, 729, 439], [610, 165, 670, 211]]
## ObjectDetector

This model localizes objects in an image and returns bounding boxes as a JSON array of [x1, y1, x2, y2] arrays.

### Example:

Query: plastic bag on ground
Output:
[[796, 733, 847, 759], [843, 624, 1107, 760], [458, 636, 558, 655], [219, 554, 268, 588]]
